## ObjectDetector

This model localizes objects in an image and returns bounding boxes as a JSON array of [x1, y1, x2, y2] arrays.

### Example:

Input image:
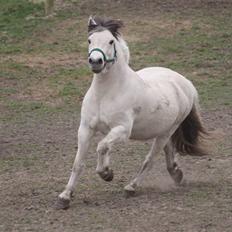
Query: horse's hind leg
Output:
[[164, 140, 183, 185], [124, 136, 169, 196]]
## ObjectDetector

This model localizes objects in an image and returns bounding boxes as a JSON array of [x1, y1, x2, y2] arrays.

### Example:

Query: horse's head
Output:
[[87, 16, 124, 74]]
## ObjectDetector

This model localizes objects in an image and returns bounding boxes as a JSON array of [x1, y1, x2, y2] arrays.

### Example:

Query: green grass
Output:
[[130, 12, 232, 108], [0, 0, 44, 53], [0, 0, 43, 36], [0, 0, 83, 54], [0, 1, 232, 122]]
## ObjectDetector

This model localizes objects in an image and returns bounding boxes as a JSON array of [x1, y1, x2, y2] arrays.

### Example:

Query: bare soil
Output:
[[1, 106, 232, 232]]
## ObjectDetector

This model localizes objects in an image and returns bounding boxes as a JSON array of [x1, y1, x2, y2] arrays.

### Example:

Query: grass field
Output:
[[1, 1, 232, 231]]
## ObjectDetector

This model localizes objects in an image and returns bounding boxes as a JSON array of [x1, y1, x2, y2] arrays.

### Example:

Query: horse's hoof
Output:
[[173, 169, 183, 185], [104, 168, 114, 181], [99, 168, 114, 182], [55, 197, 70, 210], [124, 185, 135, 198]]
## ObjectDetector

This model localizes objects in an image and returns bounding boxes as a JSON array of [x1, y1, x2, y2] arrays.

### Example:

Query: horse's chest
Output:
[[95, 119, 110, 135], [90, 105, 112, 134], [94, 106, 127, 134], [87, 94, 131, 134], [88, 112, 110, 134]]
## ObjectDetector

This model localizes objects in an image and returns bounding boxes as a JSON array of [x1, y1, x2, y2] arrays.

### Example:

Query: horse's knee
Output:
[[97, 141, 109, 156]]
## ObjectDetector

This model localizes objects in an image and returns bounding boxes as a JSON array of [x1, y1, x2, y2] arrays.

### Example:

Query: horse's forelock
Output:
[[88, 17, 124, 39]]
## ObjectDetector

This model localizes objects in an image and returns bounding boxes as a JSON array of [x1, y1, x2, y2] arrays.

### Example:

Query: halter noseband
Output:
[[88, 44, 117, 64]]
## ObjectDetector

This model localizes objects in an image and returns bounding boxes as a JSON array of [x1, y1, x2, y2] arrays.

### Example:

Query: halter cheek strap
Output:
[[88, 44, 117, 64]]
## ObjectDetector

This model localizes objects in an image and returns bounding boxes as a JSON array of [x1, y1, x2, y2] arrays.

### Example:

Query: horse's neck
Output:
[[91, 58, 131, 97], [90, 41, 147, 101]]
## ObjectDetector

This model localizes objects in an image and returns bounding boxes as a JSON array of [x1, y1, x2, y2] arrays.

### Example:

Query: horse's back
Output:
[[137, 67, 197, 102], [137, 67, 187, 84]]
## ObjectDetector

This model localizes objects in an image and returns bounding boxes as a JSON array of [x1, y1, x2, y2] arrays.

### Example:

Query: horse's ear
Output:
[[88, 16, 97, 32]]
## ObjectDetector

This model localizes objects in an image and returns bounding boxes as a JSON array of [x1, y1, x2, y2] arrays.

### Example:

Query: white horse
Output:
[[56, 17, 207, 209]]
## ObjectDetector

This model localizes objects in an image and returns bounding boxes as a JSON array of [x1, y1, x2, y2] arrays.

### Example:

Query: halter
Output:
[[88, 44, 117, 64]]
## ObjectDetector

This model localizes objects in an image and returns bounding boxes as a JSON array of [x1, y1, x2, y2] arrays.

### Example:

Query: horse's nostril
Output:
[[97, 58, 103, 64], [88, 57, 93, 64], [89, 57, 103, 65]]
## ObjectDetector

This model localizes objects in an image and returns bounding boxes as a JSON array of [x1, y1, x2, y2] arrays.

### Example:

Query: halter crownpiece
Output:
[[88, 43, 117, 64]]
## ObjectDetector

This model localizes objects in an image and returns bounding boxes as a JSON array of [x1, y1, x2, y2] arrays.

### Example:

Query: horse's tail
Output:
[[171, 104, 208, 156]]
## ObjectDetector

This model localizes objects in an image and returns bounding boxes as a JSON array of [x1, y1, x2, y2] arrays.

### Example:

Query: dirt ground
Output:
[[1, 1, 232, 232], [1, 106, 232, 232]]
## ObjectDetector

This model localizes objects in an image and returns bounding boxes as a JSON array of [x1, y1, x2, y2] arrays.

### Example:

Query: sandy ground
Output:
[[0, 107, 231, 232]]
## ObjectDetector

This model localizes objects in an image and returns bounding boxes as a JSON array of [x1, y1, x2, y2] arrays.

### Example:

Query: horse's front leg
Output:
[[56, 124, 94, 209], [96, 125, 131, 182]]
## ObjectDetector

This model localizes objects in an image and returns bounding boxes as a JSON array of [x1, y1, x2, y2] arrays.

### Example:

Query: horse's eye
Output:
[[88, 39, 91, 44], [109, 40, 114, 45]]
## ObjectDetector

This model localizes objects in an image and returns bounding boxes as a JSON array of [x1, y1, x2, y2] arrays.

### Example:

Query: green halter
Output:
[[88, 44, 117, 63]]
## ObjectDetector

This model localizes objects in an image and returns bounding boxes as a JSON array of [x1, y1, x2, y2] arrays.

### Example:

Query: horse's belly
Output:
[[130, 109, 177, 140], [130, 127, 159, 140]]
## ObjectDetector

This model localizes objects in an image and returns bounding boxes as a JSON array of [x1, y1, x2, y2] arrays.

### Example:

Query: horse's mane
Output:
[[118, 37, 130, 64], [88, 16, 123, 39]]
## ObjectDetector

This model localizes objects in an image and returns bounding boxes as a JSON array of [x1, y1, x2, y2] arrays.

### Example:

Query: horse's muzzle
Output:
[[91, 67, 104, 74], [88, 57, 105, 73]]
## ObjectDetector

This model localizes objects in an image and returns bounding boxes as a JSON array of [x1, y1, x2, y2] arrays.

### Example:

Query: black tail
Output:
[[171, 104, 208, 156]]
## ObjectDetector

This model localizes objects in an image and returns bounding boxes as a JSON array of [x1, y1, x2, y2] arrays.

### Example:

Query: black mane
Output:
[[88, 16, 124, 39]]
